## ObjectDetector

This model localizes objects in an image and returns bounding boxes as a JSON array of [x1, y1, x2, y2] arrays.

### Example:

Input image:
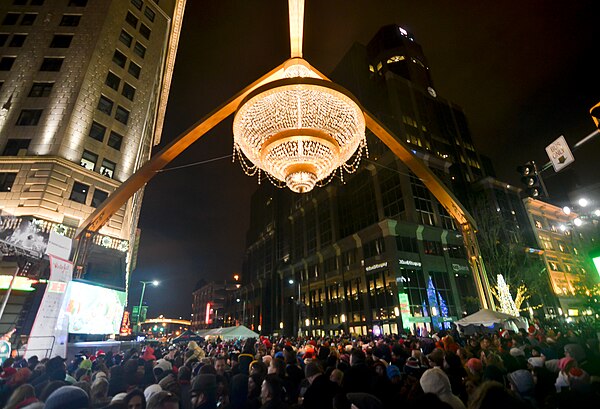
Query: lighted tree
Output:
[[492, 274, 520, 316]]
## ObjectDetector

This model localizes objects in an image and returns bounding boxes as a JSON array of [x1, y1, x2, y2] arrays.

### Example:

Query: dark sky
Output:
[[129, 1, 600, 319]]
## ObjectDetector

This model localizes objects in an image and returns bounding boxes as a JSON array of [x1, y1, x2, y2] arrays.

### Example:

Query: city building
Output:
[[140, 315, 190, 339], [224, 25, 507, 337], [191, 278, 240, 330], [523, 197, 595, 316], [0, 0, 185, 333]]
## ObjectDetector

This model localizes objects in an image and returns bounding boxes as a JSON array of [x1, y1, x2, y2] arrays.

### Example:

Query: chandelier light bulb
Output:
[[562, 206, 571, 215], [578, 198, 589, 207], [573, 218, 583, 227]]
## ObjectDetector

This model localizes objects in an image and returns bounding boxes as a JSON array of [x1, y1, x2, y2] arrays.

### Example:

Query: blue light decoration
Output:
[[437, 290, 450, 329], [426, 277, 442, 331]]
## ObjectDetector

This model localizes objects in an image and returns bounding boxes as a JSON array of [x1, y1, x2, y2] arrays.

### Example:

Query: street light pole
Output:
[[136, 280, 158, 333]]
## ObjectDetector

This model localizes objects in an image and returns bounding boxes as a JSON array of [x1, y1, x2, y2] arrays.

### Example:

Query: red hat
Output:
[[1, 367, 16, 379], [304, 351, 314, 359], [309, 340, 317, 347], [96, 350, 106, 357], [466, 358, 483, 373]]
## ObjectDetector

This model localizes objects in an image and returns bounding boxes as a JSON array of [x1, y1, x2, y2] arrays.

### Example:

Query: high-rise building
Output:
[[225, 25, 500, 337], [0, 0, 185, 331]]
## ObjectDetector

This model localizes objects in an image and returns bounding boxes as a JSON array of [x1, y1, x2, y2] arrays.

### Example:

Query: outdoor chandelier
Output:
[[233, 60, 367, 193]]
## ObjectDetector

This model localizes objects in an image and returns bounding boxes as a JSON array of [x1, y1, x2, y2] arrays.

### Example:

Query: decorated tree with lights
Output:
[[492, 274, 520, 316]]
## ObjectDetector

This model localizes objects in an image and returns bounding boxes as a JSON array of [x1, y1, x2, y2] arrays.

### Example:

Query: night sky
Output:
[[129, 1, 600, 319]]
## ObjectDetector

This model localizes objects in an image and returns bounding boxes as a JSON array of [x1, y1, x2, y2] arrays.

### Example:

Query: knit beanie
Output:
[[44, 386, 89, 409]]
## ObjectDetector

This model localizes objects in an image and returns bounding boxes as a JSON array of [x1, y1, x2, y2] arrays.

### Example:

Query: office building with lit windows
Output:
[[524, 197, 595, 316], [224, 25, 502, 337], [0, 0, 185, 330]]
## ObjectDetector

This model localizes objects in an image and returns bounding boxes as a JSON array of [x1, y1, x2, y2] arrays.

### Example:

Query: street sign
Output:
[[545, 135, 574, 172]]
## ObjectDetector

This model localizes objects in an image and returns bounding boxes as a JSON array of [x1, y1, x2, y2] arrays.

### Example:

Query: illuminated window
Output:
[[60, 14, 81, 26], [100, 159, 115, 178], [69, 181, 89, 204], [28, 82, 53, 97], [550, 262, 559, 271], [20, 13, 37, 26], [16, 109, 42, 126], [534, 220, 542, 229], [80, 150, 97, 171], [386, 55, 405, 64]]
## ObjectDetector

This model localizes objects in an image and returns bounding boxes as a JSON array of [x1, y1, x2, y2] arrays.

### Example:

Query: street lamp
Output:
[[289, 279, 302, 337], [136, 280, 159, 332]]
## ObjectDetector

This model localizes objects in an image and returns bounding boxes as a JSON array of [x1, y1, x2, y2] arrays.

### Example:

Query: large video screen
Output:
[[62, 281, 126, 334]]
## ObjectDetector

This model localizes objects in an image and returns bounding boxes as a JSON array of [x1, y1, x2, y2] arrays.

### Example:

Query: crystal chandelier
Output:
[[233, 61, 367, 193]]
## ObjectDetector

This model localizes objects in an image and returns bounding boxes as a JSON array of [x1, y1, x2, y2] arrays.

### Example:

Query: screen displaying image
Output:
[[62, 281, 126, 334]]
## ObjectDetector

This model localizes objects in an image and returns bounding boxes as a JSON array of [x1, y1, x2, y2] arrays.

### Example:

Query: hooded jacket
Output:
[[419, 368, 466, 409]]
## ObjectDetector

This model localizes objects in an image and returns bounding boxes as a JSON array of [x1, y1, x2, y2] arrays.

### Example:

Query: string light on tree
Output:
[[495, 274, 520, 316]]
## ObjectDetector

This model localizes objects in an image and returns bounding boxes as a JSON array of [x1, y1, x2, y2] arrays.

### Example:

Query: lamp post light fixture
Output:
[[136, 280, 159, 332]]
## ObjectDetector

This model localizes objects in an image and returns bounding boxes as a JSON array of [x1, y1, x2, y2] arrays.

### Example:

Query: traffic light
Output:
[[517, 161, 544, 198], [591, 101, 600, 128]]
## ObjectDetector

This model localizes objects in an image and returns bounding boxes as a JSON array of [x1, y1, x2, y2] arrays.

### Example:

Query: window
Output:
[[40, 57, 63, 71], [0, 173, 16, 192], [9, 34, 27, 47], [80, 150, 97, 171], [133, 42, 146, 58], [0, 81, 3, 90], [2, 13, 20, 26], [423, 240, 443, 256], [122, 82, 135, 100], [0, 57, 16, 71], [68, 0, 88, 6], [119, 30, 133, 47], [100, 159, 115, 178], [144, 7, 155, 22], [2, 139, 30, 155], [16, 109, 42, 126], [13, 0, 28, 5], [115, 106, 129, 125], [97, 95, 113, 115], [108, 131, 123, 150], [112, 50, 126, 68], [69, 181, 88, 204], [88, 121, 106, 142], [28, 82, 54, 97], [131, 0, 143, 10], [31, 0, 45, 5], [20, 13, 37, 26], [363, 237, 386, 259], [125, 11, 138, 29], [128, 61, 141, 78], [91, 189, 108, 208], [396, 236, 418, 253], [60, 14, 81, 26], [49, 34, 73, 48], [0, 34, 8, 47], [105, 71, 121, 91], [139, 23, 151, 39]]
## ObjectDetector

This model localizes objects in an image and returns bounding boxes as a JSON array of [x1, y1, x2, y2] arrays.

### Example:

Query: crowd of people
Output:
[[0, 323, 598, 409]]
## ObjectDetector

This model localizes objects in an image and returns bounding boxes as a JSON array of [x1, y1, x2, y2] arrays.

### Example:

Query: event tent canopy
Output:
[[171, 329, 204, 343], [196, 325, 259, 340], [455, 309, 528, 333]]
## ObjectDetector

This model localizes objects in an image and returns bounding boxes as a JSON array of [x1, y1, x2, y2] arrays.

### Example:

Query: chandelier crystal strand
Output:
[[233, 60, 367, 193]]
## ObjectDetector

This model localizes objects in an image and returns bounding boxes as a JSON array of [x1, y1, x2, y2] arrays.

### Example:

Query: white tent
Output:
[[197, 325, 259, 340], [455, 309, 528, 333]]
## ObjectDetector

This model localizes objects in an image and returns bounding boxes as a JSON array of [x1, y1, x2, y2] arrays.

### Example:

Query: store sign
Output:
[[365, 262, 388, 272], [0, 216, 49, 259], [451, 264, 469, 272], [399, 259, 421, 267], [409, 316, 430, 323], [0, 341, 11, 365], [46, 230, 73, 260]]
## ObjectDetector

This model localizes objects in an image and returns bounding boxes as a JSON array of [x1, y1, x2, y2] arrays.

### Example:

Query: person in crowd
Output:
[[147, 391, 179, 409], [259, 375, 286, 409], [419, 367, 466, 409], [190, 374, 217, 409]]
